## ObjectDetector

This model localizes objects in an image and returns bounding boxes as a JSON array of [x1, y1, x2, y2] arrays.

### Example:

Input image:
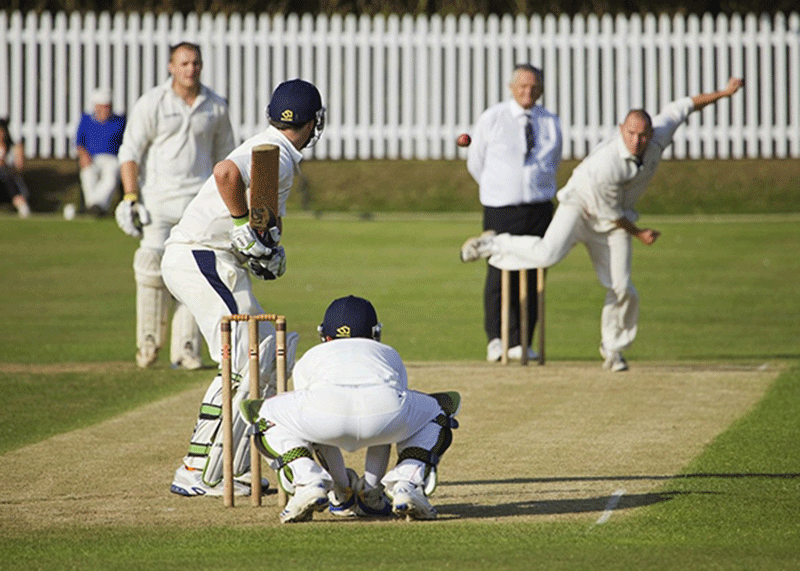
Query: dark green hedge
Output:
[[8, 1, 797, 17]]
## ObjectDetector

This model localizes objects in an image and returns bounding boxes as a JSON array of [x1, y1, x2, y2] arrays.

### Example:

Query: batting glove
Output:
[[248, 246, 287, 280], [114, 197, 151, 238], [230, 215, 272, 258]]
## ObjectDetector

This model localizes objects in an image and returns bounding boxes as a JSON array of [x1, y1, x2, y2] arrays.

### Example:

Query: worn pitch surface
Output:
[[0, 361, 776, 530]]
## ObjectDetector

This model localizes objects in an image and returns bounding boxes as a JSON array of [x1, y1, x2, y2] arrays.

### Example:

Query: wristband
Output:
[[232, 210, 249, 226]]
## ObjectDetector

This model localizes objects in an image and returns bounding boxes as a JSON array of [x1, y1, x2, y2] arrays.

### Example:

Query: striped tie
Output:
[[525, 113, 535, 161]]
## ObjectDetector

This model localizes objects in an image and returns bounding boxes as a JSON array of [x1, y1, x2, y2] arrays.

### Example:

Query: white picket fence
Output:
[[1, 10, 799, 160]]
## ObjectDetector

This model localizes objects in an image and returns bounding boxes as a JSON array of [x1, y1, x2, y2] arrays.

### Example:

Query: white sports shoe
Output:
[[280, 481, 330, 524], [172, 342, 203, 370], [329, 468, 359, 517], [136, 335, 158, 368], [508, 345, 538, 360], [388, 482, 437, 520], [356, 478, 392, 517], [460, 230, 496, 263], [486, 338, 502, 362], [599, 345, 629, 372], [169, 465, 259, 497]]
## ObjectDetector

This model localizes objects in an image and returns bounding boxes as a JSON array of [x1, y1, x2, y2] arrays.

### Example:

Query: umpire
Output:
[[466, 64, 562, 362]]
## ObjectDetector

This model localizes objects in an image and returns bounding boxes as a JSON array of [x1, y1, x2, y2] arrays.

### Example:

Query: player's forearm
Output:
[[13, 143, 24, 171], [691, 78, 743, 111], [214, 160, 248, 217], [77, 147, 91, 169], [616, 217, 660, 245], [120, 161, 140, 199], [614, 217, 641, 236]]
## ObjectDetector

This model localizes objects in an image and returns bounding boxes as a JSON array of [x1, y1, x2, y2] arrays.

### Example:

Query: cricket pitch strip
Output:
[[0, 361, 778, 530]]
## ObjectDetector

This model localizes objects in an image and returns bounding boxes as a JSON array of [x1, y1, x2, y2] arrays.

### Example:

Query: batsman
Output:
[[161, 79, 326, 497]]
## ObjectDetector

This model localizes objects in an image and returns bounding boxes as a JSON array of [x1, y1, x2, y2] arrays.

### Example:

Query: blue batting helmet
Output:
[[318, 296, 382, 342], [268, 79, 322, 125]]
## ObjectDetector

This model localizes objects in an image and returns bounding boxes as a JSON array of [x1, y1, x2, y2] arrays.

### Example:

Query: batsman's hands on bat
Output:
[[115, 196, 151, 238], [248, 246, 287, 280], [230, 216, 274, 258], [258, 224, 281, 246]]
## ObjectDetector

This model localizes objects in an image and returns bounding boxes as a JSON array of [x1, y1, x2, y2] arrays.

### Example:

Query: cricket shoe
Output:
[[486, 338, 502, 362], [460, 230, 496, 263], [136, 335, 158, 368], [329, 468, 359, 517], [388, 482, 437, 520], [599, 345, 629, 372], [508, 345, 538, 361], [328, 488, 357, 517], [171, 342, 203, 370], [355, 478, 393, 517], [169, 465, 266, 497], [280, 481, 330, 524]]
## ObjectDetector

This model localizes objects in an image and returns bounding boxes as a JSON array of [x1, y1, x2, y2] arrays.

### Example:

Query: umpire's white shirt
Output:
[[117, 79, 235, 205], [166, 126, 303, 251], [557, 97, 694, 232], [467, 99, 562, 206], [292, 338, 408, 392]]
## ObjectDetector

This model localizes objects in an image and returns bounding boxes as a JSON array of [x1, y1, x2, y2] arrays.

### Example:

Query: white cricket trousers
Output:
[[488, 202, 639, 352], [161, 242, 275, 368], [257, 385, 443, 488], [79, 153, 120, 211]]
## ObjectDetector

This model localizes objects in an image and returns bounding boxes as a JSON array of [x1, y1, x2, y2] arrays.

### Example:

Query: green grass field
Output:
[[1, 165, 799, 569]]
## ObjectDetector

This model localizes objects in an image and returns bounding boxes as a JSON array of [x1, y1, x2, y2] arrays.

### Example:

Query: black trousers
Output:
[[483, 202, 554, 346]]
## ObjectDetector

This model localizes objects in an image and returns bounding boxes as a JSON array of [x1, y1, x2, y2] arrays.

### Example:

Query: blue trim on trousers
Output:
[[191, 250, 238, 315]]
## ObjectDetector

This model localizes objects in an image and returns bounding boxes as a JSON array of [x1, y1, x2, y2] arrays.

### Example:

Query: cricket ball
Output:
[[456, 133, 471, 147]]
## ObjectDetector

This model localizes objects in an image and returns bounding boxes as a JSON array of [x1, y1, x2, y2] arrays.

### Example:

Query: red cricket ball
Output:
[[456, 133, 471, 147]]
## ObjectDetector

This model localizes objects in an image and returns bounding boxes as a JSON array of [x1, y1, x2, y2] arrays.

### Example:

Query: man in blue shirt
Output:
[[75, 88, 126, 217]]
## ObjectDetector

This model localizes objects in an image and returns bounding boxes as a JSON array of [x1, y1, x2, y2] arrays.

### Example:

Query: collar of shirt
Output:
[[615, 133, 643, 167], [163, 79, 208, 110], [509, 99, 537, 122]]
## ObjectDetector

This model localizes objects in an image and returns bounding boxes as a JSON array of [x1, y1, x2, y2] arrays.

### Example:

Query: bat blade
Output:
[[249, 144, 279, 231]]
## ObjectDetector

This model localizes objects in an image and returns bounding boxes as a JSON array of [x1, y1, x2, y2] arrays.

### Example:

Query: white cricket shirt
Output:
[[291, 338, 408, 392], [467, 99, 562, 207], [166, 126, 303, 250], [557, 97, 695, 232], [117, 80, 235, 202]]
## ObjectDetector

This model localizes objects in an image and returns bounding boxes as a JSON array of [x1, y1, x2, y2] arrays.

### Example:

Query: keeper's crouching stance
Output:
[[241, 295, 461, 523]]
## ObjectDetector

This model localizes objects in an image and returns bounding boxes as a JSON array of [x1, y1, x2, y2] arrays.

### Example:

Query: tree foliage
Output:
[[6, 0, 797, 16]]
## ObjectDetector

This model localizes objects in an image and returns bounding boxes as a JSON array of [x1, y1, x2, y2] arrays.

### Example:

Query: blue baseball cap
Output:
[[267, 79, 323, 125]]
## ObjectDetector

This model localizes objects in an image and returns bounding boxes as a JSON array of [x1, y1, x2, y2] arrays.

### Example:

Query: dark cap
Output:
[[267, 79, 323, 125], [319, 296, 381, 341]]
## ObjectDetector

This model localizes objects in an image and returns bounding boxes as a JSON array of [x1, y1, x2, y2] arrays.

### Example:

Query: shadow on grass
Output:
[[444, 473, 800, 486], [440, 491, 688, 518], [439, 473, 800, 518]]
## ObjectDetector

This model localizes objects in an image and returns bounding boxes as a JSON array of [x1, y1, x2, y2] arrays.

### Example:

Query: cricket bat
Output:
[[249, 144, 280, 232]]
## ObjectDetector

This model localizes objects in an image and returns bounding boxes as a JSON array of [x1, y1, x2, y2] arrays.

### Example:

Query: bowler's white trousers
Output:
[[488, 202, 639, 352]]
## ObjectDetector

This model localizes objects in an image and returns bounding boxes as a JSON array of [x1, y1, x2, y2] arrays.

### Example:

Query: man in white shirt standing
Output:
[[462, 77, 744, 372], [164, 78, 325, 498], [115, 42, 235, 370], [467, 64, 562, 362]]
